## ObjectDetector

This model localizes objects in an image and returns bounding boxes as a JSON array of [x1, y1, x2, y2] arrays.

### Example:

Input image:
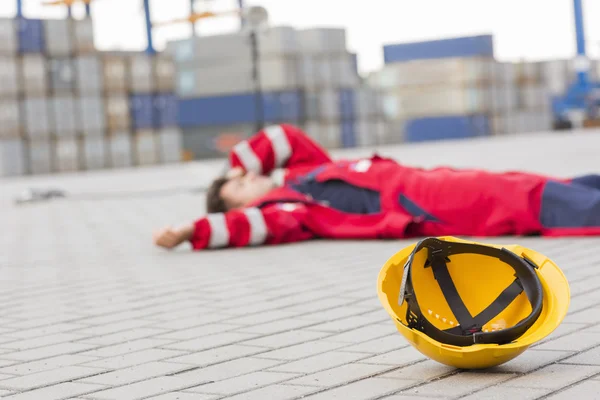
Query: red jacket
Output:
[[188, 124, 598, 250]]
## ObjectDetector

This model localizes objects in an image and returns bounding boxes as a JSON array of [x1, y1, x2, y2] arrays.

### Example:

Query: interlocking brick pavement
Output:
[[2, 130, 600, 399]]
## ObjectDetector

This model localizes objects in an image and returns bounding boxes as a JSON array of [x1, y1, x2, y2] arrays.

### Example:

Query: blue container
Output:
[[338, 89, 355, 120], [178, 90, 303, 127], [383, 35, 494, 64], [17, 18, 45, 53], [341, 121, 357, 148], [130, 94, 155, 129], [154, 94, 178, 128], [404, 114, 490, 143]]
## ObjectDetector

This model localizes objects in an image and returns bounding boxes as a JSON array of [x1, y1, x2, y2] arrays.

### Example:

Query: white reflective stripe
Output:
[[265, 125, 292, 168], [270, 168, 286, 187], [206, 213, 230, 248], [233, 140, 262, 174], [243, 207, 268, 246]]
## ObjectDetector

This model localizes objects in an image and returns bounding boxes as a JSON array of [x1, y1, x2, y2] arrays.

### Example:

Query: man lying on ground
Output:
[[153, 123, 600, 251]]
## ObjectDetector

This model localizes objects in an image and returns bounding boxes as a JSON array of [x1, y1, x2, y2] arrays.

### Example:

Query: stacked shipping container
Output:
[[167, 26, 387, 159], [0, 17, 182, 177]]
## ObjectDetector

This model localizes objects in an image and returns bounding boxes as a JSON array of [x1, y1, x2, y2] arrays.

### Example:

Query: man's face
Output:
[[220, 170, 275, 210]]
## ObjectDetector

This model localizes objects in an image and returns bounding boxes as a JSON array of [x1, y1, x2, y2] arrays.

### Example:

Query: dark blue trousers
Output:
[[540, 174, 600, 229]]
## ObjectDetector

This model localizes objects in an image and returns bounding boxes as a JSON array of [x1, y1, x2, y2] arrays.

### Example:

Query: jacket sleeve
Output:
[[188, 204, 314, 250], [229, 124, 332, 176]]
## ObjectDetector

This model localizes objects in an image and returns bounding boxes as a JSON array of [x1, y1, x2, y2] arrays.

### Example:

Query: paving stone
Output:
[[459, 386, 551, 400], [145, 393, 217, 400], [162, 332, 257, 352], [239, 330, 330, 349], [85, 376, 211, 400], [212, 383, 317, 400], [545, 380, 600, 399], [171, 357, 284, 382], [186, 371, 298, 395], [360, 346, 427, 366], [320, 324, 398, 344], [377, 360, 456, 382], [340, 335, 408, 354], [534, 328, 600, 352], [253, 340, 348, 361], [77, 328, 170, 346], [166, 344, 268, 366], [1, 342, 98, 361], [487, 349, 574, 373], [560, 346, 600, 365], [301, 377, 419, 399], [0, 366, 107, 391], [78, 338, 177, 358], [268, 351, 373, 374], [78, 361, 194, 386], [504, 363, 600, 390], [0, 354, 99, 375], [0, 382, 106, 400], [285, 363, 395, 387], [81, 349, 187, 369], [400, 371, 514, 398]]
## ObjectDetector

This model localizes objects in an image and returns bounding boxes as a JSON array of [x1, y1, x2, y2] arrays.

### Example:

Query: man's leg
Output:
[[570, 174, 600, 190], [539, 180, 600, 232]]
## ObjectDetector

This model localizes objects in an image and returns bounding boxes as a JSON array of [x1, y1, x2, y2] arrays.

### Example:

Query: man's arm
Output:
[[154, 204, 314, 251], [229, 124, 332, 176]]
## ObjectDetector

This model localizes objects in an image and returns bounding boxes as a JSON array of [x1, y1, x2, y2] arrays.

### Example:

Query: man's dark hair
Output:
[[206, 177, 229, 214]]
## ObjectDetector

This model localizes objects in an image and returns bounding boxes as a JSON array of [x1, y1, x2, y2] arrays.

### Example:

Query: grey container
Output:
[[182, 124, 254, 159], [128, 55, 155, 93], [49, 58, 76, 93], [53, 136, 80, 173], [106, 95, 130, 131], [0, 100, 22, 138], [157, 128, 182, 164], [108, 132, 133, 168], [133, 129, 158, 166], [23, 98, 51, 138], [43, 19, 73, 57], [78, 96, 106, 134], [73, 18, 95, 53], [27, 139, 53, 175], [75, 55, 103, 95], [0, 138, 25, 177], [81, 134, 106, 170], [0, 56, 20, 96], [52, 95, 78, 136], [103, 56, 128, 93], [0, 19, 17, 55], [21, 55, 47, 95], [155, 56, 175, 93]]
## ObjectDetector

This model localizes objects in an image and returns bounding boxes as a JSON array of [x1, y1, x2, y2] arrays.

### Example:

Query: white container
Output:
[[74, 18, 95, 53], [108, 133, 133, 168], [157, 128, 182, 164], [297, 28, 347, 55], [52, 95, 78, 136], [0, 19, 17, 55], [53, 137, 79, 172], [0, 56, 19, 96], [21, 55, 47, 95], [76, 55, 103, 95], [44, 19, 73, 56], [103, 57, 128, 93], [258, 26, 299, 56], [27, 139, 53, 175], [383, 120, 405, 144], [260, 57, 300, 90], [155, 56, 175, 93], [332, 54, 360, 88], [129, 55, 155, 93], [490, 84, 518, 113], [23, 98, 50, 138], [0, 100, 21, 138], [176, 64, 253, 98], [492, 62, 516, 84], [49, 58, 75, 92], [0, 138, 25, 177], [167, 35, 251, 65], [355, 88, 383, 118], [79, 96, 106, 133], [319, 122, 341, 149], [520, 85, 545, 110], [302, 120, 322, 143], [298, 55, 334, 89], [106, 95, 130, 131], [134, 130, 158, 165], [355, 120, 378, 147], [516, 61, 542, 84], [81, 134, 106, 170]]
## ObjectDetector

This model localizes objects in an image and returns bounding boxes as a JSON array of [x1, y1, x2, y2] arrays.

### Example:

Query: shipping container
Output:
[[0, 19, 17, 55], [383, 120, 406, 144], [332, 54, 360, 88], [340, 120, 356, 148], [383, 35, 494, 64], [297, 28, 347, 55], [79, 96, 106, 133], [489, 84, 518, 113], [133, 130, 158, 165], [43, 19, 73, 56], [53, 136, 79, 172], [0, 56, 20, 96], [130, 94, 155, 129], [157, 127, 183, 163], [355, 88, 384, 118], [404, 114, 490, 143], [302, 120, 322, 143], [297, 55, 333, 89], [0, 138, 25, 177], [26, 138, 53, 174], [105, 95, 130, 131], [262, 91, 303, 122], [17, 18, 45, 53], [73, 18, 95, 53], [21, 54, 47, 95], [155, 56, 175, 93], [52, 95, 78, 135], [103, 56, 128, 93], [75, 55, 103, 95], [338, 89, 355, 120], [81, 134, 106, 170], [319, 122, 342, 148], [0, 100, 21, 138], [516, 61, 542, 84], [182, 124, 253, 159], [23, 98, 51, 138], [128, 54, 155, 93], [108, 132, 133, 168], [153, 94, 178, 128], [49, 58, 75, 92]]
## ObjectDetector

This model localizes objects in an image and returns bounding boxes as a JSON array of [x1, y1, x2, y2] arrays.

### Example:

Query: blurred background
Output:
[[1, 0, 600, 177]]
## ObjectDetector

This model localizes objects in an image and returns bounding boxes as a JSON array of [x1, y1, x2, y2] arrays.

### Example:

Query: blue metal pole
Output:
[[143, 0, 155, 54], [573, 0, 588, 87], [85, 3, 91, 17], [16, 0, 23, 18]]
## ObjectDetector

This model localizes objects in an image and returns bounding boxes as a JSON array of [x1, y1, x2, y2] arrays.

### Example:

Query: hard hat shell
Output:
[[377, 236, 570, 370]]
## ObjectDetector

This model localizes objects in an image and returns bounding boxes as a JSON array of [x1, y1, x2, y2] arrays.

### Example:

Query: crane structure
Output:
[[552, 0, 600, 129]]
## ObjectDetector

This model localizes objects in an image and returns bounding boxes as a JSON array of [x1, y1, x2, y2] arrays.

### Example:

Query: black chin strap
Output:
[[399, 238, 544, 346]]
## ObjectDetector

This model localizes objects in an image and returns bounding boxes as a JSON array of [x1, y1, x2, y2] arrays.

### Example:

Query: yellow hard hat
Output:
[[377, 236, 570, 370]]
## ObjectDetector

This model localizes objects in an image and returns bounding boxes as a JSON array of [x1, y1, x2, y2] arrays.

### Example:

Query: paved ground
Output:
[[2, 130, 600, 400]]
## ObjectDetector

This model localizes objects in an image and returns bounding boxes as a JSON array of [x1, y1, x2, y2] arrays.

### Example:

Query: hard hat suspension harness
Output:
[[397, 238, 544, 346]]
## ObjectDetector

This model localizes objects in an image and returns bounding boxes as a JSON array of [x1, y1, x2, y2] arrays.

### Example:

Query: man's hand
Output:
[[226, 167, 244, 180], [153, 224, 194, 250]]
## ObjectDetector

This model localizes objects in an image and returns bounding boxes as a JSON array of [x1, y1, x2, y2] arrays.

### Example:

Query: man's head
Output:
[[206, 169, 276, 213]]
